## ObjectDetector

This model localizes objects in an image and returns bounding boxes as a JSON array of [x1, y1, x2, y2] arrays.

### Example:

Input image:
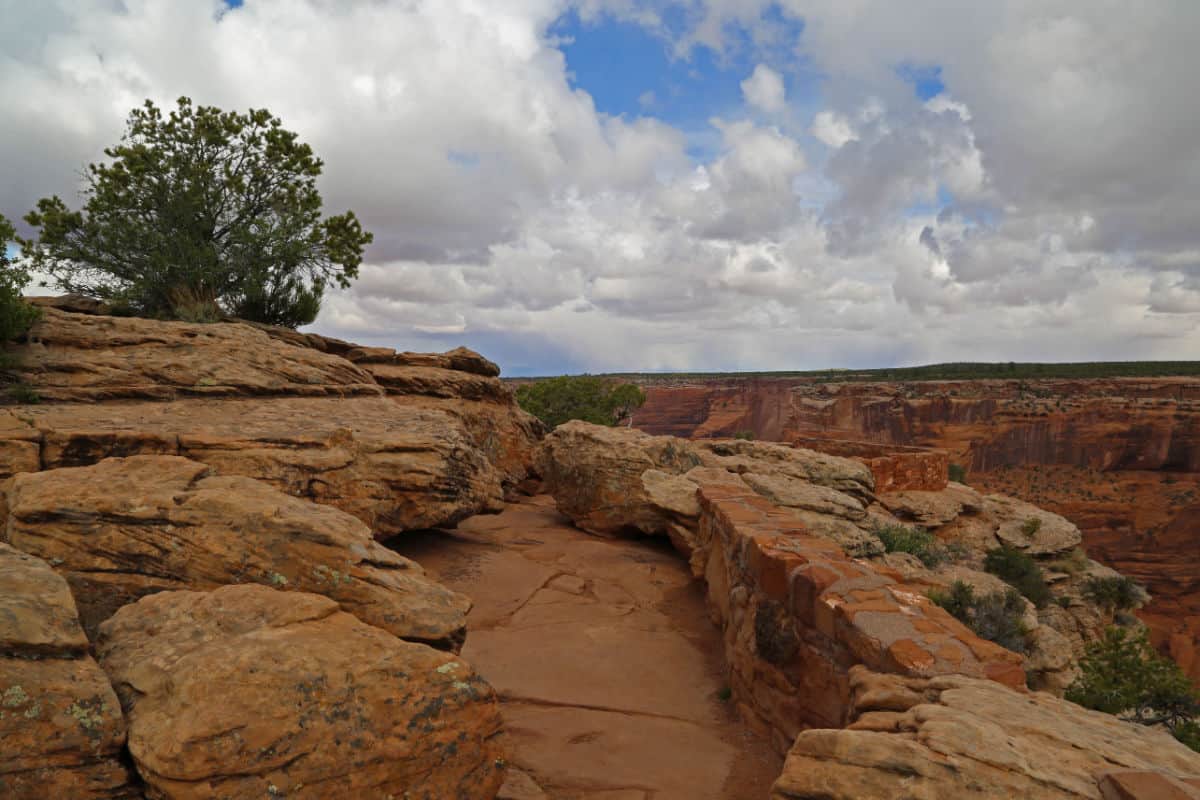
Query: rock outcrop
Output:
[[629, 375, 1200, 680], [533, 422, 1153, 751], [0, 304, 541, 536], [0, 544, 133, 799], [4, 455, 470, 648], [771, 666, 1200, 799], [97, 584, 505, 800]]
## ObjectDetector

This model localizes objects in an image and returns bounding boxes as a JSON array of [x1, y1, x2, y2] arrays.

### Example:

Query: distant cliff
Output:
[[629, 375, 1200, 679]]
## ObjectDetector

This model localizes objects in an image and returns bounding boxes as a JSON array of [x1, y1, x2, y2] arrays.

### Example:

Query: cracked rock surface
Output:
[[394, 495, 782, 800]]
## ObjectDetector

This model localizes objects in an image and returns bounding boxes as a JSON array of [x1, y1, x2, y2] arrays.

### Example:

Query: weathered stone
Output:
[[6, 455, 470, 648], [988, 494, 1083, 555], [97, 584, 505, 800], [0, 544, 133, 799], [771, 666, 1200, 799]]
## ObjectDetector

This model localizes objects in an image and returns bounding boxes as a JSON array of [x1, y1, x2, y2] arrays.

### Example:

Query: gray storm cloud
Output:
[[2, 0, 1197, 374]]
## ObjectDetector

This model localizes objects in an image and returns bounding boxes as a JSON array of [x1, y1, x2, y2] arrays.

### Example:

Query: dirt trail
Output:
[[393, 495, 782, 800]]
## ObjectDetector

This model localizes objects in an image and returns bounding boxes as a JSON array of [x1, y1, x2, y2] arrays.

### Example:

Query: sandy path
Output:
[[393, 495, 782, 800]]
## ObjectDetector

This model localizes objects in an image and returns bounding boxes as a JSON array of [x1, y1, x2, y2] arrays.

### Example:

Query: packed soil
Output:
[[393, 495, 783, 800]]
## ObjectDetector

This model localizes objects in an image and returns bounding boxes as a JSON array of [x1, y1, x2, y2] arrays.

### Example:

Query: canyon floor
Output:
[[395, 495, 782, 800]]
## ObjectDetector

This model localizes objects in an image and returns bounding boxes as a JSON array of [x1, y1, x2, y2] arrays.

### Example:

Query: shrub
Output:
[[19, 97, 372, 328], [874, 524, 947, 567], [948, 463, 967, 483], [929, 581, 1031, 654], [7, 383, 39, 404], [733, 430, 755, 441], [0, 216, 39, 349], [515, 376, 646, 429], [1049, 547, 1090, 576], [1066, 627, 1199, 751], [984, 544, 1053, 608], [1083, 576, 1147, 612], [1021, 517, 1042, 537]]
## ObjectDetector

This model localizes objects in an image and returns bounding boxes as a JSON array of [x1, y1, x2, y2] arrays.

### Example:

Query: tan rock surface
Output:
[[396, 495, 783, 800], [771, 666, 1200, 799], [0, 544, 134, 799], [5, 455, 470, 647], [97, 584, 505, 800]]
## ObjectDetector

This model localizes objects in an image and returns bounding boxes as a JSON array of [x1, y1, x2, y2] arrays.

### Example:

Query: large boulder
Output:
[[771, 666, 1200, 799], [0, 304, 542, 536], [97, 584, 506, 800], [4, 455, 470, 648], [0, 544, 134, 798]]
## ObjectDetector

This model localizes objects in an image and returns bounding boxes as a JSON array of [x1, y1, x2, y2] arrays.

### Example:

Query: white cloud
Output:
[[740, 63, 786, 113], [2, 0, 1198, 373]]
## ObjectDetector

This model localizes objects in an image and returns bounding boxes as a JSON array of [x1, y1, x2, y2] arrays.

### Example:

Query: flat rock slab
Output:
[[395, 496, 782, 800]]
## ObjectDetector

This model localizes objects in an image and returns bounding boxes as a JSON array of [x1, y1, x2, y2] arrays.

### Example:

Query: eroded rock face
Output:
[[771, 666, 1200, 799], [97, 584, 505, 800], [5, 455, 470, 648], [0, 544, 134, 799], [0, 304, 541, 536]]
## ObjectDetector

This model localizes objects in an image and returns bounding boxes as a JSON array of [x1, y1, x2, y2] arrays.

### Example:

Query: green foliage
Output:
[[733, 430, 755, 441], [1021, 517, 1042, 537], [515, 376, 646, 429], [984, 544, 1053, 608], [1066, 627, 1200, 751], [1049, 547, 1090, 576], [1082, 575, 1147, 612], [948, 463, 967, 483], [0, 216, 40, 347], [19, 97, 372, 328], [6, 383, 39, 404], [929, 581, 1031, 654], [874, 524, 947, 567]]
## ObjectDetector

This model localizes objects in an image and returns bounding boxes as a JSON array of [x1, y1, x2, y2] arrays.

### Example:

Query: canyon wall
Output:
[[630, 376, 1200, 678]]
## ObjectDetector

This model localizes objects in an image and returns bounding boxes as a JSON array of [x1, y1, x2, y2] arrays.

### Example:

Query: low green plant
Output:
[[7, 383, 39, 404], [0, 215, 40, 357], [929, 580, 1031, 654], [948, 463, 967, 483], [1083, 576, 1147, 612], [984, 544, 1053, 608], [515, 375, 646, 429], [732, 430, 755, 441], [1049, 547, 1090, 576], [1066, 627, 1199, 752], [874, 524, 947, 567], [1021, 517, 1042, 537]]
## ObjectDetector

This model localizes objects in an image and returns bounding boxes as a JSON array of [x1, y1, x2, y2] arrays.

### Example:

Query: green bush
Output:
[[1082, 575, 1147, 612], [874, 524, 947, 567], [929, 581, 1031, 654], [0, 215, 39, 350], [515, 376, 646, 429], [948, 463, 967, 483], [19, 98, 372, 328], [1066, 627, 1199, 751], [733, 430, 755, 441], [1021, 517, 1042, 537], [984, 544, 1053, 608]]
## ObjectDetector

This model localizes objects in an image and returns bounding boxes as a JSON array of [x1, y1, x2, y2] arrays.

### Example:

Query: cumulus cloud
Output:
[[2, 0, 1198, 373], [740, 64, 786, 113]]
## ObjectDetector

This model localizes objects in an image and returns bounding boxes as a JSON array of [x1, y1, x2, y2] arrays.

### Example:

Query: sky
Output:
[[2, 1, 1199, 375]]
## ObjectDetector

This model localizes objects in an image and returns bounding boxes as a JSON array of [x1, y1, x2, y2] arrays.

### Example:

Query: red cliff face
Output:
[[630, 376, 1200, 679]]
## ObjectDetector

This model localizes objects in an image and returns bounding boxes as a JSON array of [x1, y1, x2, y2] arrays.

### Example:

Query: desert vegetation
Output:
[[515, 375, 646, 428], [17, 98, 371, 328], [872, 523, 947, 567], [984, 544, 1053, 608], [1067, 627, 1200, 752], [929, 580, 1031, 654]]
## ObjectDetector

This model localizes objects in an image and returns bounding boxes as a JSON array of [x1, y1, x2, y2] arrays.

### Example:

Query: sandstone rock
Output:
[[988, 494, 1083, 555], [0, 544, 133, 799], [25, 295, 111, 315], [876, 482, 982, 527], [771, 666, 1200, 800], [97, 584, 505, 800], [15, 307, 381, 402], [0, 395, 509, 536], [5, 455, 470, 648]]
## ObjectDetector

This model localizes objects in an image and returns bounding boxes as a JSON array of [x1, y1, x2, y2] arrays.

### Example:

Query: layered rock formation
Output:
[[771, 666, 1200, 799], [5, 455, 470, 648], [630, 376, 1200, 680], [0, 544, 134, 798], [535, 422, 1130, 751], [1, 303, 541, 535], [97, 585, 504, 800]]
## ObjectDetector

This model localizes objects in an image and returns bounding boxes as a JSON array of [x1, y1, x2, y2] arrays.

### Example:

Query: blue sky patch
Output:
[[897, 63, 944, 100]]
